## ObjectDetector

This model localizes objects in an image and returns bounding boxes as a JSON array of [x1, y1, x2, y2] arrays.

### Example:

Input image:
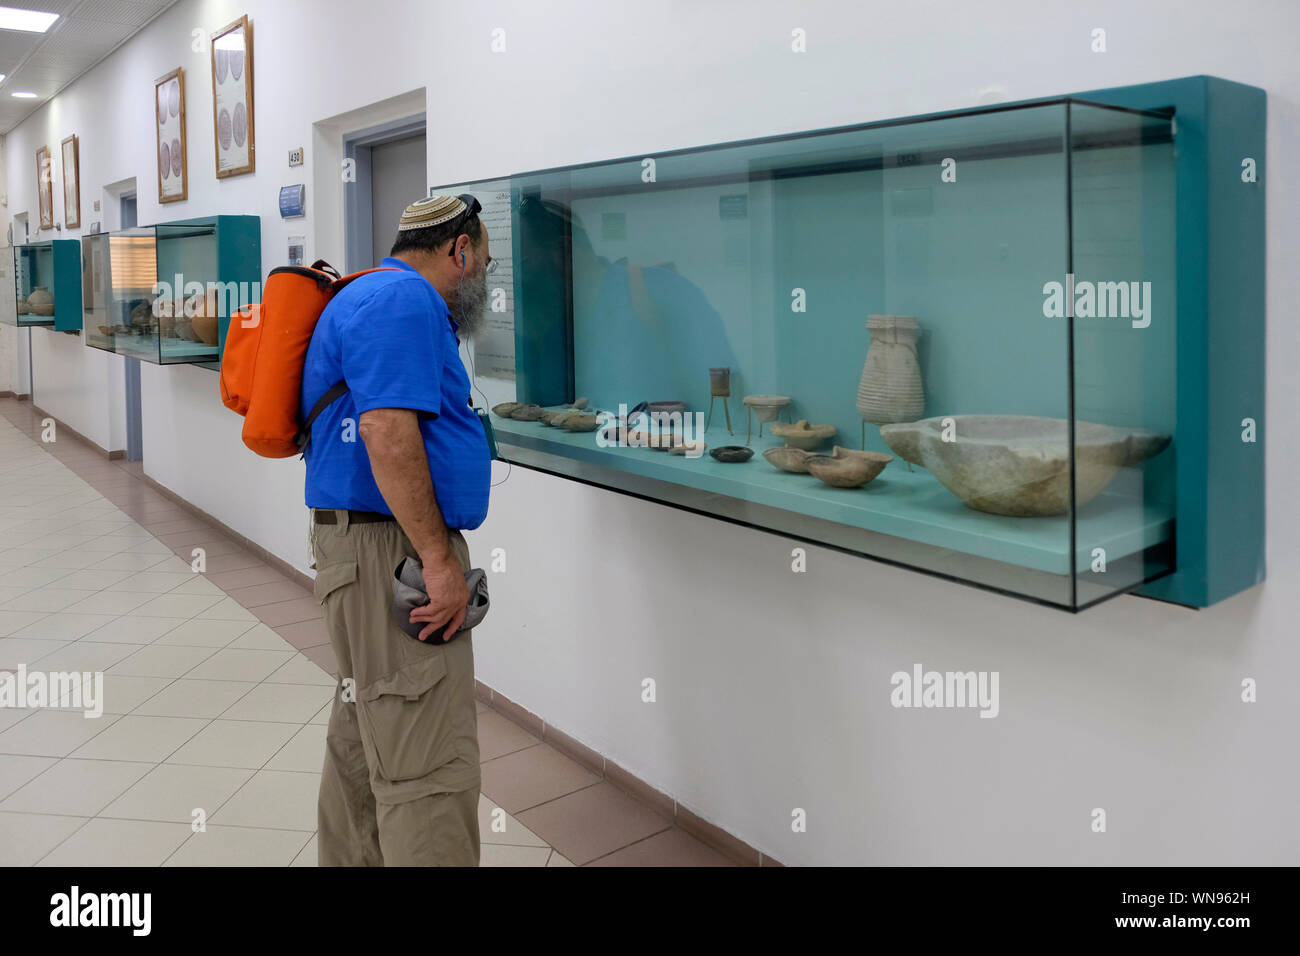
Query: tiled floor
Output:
[[0, 398, 733, 866]]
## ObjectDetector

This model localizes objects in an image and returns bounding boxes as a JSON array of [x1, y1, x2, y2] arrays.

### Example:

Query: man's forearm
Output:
[[359, 409, 454, 563]]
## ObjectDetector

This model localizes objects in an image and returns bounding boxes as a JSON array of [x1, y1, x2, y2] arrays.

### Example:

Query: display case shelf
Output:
[[81, 215, 260, 367], [0, 240, 83, 331], [442, 75, 1264, 611]]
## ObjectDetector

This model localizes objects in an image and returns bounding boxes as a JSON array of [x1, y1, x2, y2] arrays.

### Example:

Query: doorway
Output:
[[342, 116, 427, 272]]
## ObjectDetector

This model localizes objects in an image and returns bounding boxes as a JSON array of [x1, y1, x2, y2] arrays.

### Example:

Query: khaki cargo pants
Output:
[[310, 510, 480, 866]]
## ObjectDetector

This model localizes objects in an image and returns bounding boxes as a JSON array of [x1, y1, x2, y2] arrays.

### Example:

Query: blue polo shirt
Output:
[[301, 257, 489, 529]]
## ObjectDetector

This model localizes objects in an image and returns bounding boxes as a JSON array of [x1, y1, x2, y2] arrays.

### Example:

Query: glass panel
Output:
[[1068, 102, 1177, 606], [82, 222, 223, 365], [439, 99, 1175, 608], [3, 243, 58, 327]]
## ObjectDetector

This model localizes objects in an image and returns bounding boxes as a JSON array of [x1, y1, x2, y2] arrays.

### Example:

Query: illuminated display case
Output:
[[0, 239, 83, 331], [440, 76, 1265, 611], [81, 215, 260, 367]]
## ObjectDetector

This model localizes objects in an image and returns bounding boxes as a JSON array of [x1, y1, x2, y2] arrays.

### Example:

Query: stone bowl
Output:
[[770, 419, 836, 451], [762, 447, 815, 473], [509, 404, 546, 422], [563, 414, 601, 432], [806, 446, 892, 488], [742, 394, 790, 423], [491, 402, 522, 419], [879, 414, 1172, 517], [709, 445, 754, 464]]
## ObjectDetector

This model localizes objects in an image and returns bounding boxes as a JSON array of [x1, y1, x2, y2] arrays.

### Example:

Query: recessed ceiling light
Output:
[[11, 91, 37, 98], [0, 6, 59, 32]]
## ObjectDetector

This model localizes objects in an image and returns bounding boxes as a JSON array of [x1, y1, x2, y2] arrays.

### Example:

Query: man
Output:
[[301, 194, 494, 866]]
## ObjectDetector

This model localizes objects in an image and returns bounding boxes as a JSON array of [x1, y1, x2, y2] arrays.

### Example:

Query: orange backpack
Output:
[[220, 260, 396, 457]]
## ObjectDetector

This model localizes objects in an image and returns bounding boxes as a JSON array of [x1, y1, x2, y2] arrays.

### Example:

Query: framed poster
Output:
[[61, 135, 81, 229], [156, 67, 187, 203], [36, 145, 53, 230], [210, 15, 254, 178]]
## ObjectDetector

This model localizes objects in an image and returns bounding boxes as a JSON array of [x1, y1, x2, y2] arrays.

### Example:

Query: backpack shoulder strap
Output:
[[296, 380, 349, 455]]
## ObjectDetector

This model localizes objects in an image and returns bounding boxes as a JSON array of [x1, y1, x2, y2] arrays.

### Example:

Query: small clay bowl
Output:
[[806, 446, 893, 488], [563, 414, 601, 432], [763, 447, 814, 473], [509, 404, 546, 422], [710, 445, 754, 464], [770, 419, 836, 451], [492, 402, 522, 418]]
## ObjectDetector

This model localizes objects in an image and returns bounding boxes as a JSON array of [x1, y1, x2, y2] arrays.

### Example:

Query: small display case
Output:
[[444, 75, 1265, 611], [0, 239, 83, 331], [81, 214, 260, 366]]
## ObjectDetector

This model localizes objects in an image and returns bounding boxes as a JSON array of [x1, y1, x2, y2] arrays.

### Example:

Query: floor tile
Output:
[[0, 610, 49, 637], [109, 643, 218, 678], [480, 743, 602, 814], [290, 835, 318, 867], [478, 709, 542, 761], [265, 653, 335, 686], [265, 723, 326, 773], [100, 763, 255, 823], [220, 682, 332, 723], [585, 826, 736, 866], [133, 679, 257, 719], [0, 710, 121, 757], [184, 648, 295, 682], [209, 769, 319, 830], [11, 612, 118, 641], [479, 795, 550, 847], [111, 570, 197, 593], [272, 618, 330, 651], [130, 593, 226, 619], [482, 843, 552, 866], [152, 618, 255, 647], [0, 587, 92, 613], [225, 581, 310, 608], [70, 714, 209, 762], [0, 636, 70, 668], [516, 782, 671, 866], [62, 590, 156, 616], [83, 615, 187, 645], [165, 825, 313, 867], [0, 753, 58, 800], [0, 811, 89, 866], [166, 719, 299, 769], [253, 597, 322, 627], [196, 598, 258, 622], [77, 675, 172, 714], [36, 817, 192, 867], [0, 758, 155, 816], [226, 623, 295, 651]]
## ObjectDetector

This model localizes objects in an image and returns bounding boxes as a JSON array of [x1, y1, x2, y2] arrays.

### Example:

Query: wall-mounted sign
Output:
[[278, 184, 305, 218]]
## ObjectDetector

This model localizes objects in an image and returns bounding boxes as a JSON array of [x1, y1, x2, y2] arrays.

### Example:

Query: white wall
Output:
[[7, 0, 1298, 865]]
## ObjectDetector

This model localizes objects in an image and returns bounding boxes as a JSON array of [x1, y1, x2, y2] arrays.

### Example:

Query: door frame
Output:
[[342, 114, 426, 273]]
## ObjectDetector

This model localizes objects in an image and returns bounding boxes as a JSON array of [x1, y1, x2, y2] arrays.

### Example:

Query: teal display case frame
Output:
[[1, 239, 83, 332], [81, 214, 260, 368], [447, 75, 1264, 611]]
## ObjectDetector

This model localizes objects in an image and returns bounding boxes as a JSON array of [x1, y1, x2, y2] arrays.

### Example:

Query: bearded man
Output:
[[300, 193, 494, 866]]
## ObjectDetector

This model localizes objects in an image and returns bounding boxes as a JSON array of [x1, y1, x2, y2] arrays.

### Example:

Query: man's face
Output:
[[455, 227, 491, 342]]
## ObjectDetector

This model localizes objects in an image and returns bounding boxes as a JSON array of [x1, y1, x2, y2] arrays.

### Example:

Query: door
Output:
[[369, 133, 427, 266]]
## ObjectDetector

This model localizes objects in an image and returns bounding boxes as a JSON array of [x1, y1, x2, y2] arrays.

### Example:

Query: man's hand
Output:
[[359, 407, 465, 642], [410, 552, 469, 642]]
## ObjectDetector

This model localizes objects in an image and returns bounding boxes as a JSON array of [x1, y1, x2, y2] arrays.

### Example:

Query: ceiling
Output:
[[0, 0, 178, 134]]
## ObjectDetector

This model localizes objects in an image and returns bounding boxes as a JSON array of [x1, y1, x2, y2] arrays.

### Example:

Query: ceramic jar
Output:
[[856, 315, 924, 425]]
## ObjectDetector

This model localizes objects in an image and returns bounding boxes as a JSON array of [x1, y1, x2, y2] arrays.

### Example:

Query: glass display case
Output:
[[81, 215, 260, 367], [443, 76, 1265, 611], [0, 239, 83, 331]]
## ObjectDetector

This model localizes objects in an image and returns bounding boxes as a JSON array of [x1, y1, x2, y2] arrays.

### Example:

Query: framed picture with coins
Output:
[[210, 14, 254, 179], [155, 67, 187, 203]]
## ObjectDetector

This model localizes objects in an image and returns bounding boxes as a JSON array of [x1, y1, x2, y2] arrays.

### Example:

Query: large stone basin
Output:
[[879, 415, 1171, 517]]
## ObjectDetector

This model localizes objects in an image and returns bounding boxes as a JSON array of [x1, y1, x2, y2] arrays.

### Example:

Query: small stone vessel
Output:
[[509, 404, 546, 422], [762, 447, 815, 473], [806, 446, 893, 489], [709, 445, 754, 464], [491, 402, 521, 418], [563, 414, 601, 432]]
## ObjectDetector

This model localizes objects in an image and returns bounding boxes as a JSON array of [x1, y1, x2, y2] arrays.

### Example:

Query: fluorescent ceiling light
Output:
[[11, 90, 37, 98], [0, 7, 60, 32], [0, 74, 6, 83]]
